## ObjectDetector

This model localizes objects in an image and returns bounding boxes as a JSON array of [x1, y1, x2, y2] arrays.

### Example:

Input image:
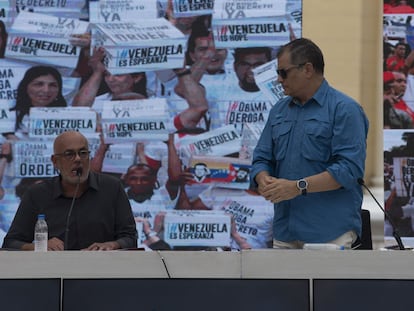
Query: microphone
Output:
[[76, 167, 82, 177], [358, 178, 406, 250], [64, 169, 82, 250]]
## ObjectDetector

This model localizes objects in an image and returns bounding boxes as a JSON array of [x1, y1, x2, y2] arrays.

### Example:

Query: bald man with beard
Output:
[[2, 131, 137, 251]]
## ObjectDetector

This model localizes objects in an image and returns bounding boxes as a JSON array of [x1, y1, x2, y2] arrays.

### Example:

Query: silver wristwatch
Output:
[[296, 178, 308, 196]]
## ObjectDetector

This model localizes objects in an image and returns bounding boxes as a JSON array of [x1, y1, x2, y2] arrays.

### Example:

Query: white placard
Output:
[[89, 0, 158, 23], [28, 107, 97, 137], [172, 0, 214, 18], [216, 99, 274, 132], [91, 18, 186, 73], [15, 0, 86, 19], [176, 124, 242, 161], [13, 139, 58, 177], [0, 100, 15, 133], [100, 143, 136, 174], [213, 0, 286, 19], [252, 59, 286, 102], [164, 210, 231, 247], [0, 0, 17, 27], [212, 16, 290, 48], [5, 11, 89, 68], [286, 0, 302, 39], [101, 98, 170, 143]]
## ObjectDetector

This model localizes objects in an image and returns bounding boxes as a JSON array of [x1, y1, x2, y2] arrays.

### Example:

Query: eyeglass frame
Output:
[[54, 149, 90, 161], [276, 62, 307, 79]]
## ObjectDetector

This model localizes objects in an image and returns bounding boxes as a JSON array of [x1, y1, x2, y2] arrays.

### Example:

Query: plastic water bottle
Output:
[[34, 214, 48, 252]]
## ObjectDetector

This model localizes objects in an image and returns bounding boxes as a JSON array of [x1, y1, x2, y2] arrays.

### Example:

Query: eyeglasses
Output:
[[276, 63, 307, 79], [54, 150, 90, 161]]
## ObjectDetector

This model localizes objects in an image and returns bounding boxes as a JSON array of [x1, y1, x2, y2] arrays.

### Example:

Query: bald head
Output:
[[51, 131, 90, 186], [53, 131, 88, 154]]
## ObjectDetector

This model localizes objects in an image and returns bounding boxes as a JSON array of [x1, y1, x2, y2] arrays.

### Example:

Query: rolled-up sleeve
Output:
[[326, 99, 369, 189]]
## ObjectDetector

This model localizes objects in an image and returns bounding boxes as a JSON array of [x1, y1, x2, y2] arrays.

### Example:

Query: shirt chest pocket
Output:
[[302, 120, 332, 162], [271, 119, 292, 160]]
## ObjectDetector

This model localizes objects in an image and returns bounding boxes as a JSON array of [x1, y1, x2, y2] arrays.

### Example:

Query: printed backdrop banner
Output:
[[383, 2, 414, 247], [0, 0, 303, 251]]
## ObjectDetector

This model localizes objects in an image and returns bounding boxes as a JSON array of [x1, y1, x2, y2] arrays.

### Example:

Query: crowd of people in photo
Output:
[[383, 5, 414, 239], [0, 0, 373, 252], [0, 0, 306, 250]]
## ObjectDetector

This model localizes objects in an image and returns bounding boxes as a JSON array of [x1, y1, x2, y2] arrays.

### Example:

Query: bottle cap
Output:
[[38, 214, 45, 219]]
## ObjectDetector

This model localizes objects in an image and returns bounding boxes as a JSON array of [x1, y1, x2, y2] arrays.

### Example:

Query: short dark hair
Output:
[[277, 38, 325, 74], [185, 15, 211, 65], [187, 15, 211, 54], [395, 42, 407, 49], [233, 47, 272, 63], [126, 163, 157, 177]]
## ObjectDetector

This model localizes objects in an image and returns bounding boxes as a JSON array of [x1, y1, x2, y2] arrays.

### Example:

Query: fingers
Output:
[[83, 242, 116, 251], [47, 237, 64, 251]]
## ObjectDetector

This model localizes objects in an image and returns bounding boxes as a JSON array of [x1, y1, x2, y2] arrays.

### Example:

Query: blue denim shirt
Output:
[[250, 80, 369, 243]]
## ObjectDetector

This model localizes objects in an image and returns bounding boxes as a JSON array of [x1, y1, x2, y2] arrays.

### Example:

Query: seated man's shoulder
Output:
[[93, 172, 122, 185]]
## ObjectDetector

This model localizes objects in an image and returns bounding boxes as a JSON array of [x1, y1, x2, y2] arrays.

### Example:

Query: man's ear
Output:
[[51, 155, 58, 168], [303, 62, 315, 78]]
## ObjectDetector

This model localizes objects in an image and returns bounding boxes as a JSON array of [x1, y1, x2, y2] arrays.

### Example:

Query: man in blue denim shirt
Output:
[[250, 38, 369, 249]]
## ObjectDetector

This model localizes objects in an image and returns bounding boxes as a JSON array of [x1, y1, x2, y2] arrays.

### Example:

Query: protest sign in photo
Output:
[[0, 0, 302, 250]]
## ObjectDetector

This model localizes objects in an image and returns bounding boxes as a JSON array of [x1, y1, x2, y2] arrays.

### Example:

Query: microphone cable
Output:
[[358, 178, 406, 250], [64, 169, 82, 250], [157, 250, 171, 278]]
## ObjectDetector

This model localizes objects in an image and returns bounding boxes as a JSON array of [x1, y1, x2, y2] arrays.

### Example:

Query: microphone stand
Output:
[[358, 178, 406, 250]]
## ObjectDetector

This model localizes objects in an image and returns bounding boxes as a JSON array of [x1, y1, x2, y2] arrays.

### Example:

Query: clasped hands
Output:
[[257, 175, 300, 203]]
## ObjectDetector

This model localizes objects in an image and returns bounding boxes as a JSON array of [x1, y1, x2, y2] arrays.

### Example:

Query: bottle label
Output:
[[34, 233, 48, 252]]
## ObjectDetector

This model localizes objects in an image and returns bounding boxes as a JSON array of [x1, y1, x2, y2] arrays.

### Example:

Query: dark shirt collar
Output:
[[51, 171, 99, 199]]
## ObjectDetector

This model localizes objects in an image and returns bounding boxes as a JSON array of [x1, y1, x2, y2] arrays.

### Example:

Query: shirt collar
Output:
[[289, 79, 329, 107], [312, 79, 329, 107], [52, 171, 99, 199]]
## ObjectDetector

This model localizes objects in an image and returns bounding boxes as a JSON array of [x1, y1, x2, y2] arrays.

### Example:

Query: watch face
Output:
[[298, 180, 307, 189]]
